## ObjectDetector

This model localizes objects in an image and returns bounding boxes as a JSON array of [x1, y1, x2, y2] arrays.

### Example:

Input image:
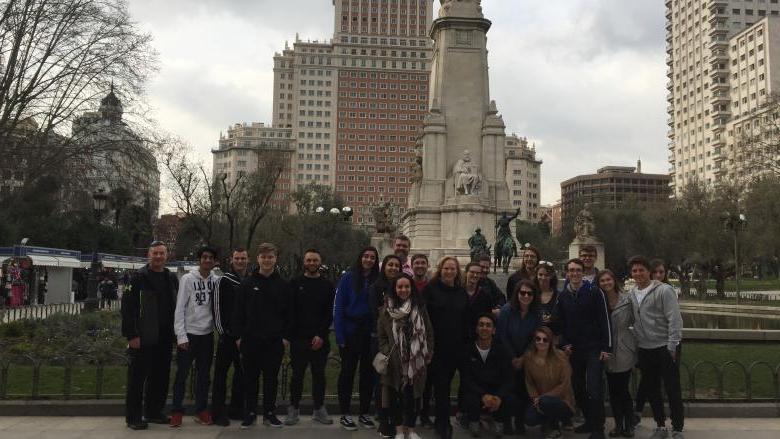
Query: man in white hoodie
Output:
[[170, 246, 219, 427], [627, 255, 684, 439]]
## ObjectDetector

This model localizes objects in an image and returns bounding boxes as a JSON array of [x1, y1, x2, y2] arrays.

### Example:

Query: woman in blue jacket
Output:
[[334, 246, 379, 431]]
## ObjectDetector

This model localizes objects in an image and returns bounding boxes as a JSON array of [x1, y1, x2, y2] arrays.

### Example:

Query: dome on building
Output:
[[99, 83, 123, 122]]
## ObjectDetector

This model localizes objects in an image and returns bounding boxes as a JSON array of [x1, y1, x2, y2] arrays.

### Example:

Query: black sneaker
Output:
[[574, 424, 593, 434], [340, 415, 359, 431], [358, 414, 376, 429], [214, 416, 230, 427], [379, 421, 395, 438], [420, 415, 434, 428], [144, 413, 169, 424], [241, 413, 257, 429], [126, 420, 148, 430], [263, 413, 283, 428], [458, 413, 470, 430]]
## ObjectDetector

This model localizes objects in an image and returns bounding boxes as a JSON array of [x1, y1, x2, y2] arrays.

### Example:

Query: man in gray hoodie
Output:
[[627, 255, 684, 439]]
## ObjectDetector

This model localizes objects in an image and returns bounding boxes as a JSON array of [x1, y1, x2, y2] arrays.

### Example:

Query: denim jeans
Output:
[[524, 395, 573, 428], [570, 348, 605, 431], [172, 333, 214, 413]]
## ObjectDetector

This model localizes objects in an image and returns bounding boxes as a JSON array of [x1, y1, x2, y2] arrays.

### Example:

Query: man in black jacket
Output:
[[284, 249, 335, 426], [232, 242, 290, 429], [553, 258, 612, 439], [121, 241, 179, 430], [461, 313, 514, 437], [211, 248, 249, 426], [477, 255, 506, 310]]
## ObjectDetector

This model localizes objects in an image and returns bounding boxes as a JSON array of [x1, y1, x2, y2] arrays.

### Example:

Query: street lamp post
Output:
[[85, 189, 108, 312], [722, 212, 747, 305]]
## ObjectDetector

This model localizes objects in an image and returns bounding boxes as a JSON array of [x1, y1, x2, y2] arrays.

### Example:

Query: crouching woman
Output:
[[523, 326, 575, 439], [377, 274, 434, 439]]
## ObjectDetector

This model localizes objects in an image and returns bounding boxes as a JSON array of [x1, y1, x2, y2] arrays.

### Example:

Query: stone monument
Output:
[[402, 0, 513, 263], [371, 201, 396, 257], [568, 204, 605, 270]]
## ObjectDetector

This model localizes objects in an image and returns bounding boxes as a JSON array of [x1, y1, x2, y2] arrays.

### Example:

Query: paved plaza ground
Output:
[[0, 417, 779, 439]]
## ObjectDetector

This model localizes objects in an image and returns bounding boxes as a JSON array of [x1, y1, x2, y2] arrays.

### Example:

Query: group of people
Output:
[[121, 238, 684, 439]]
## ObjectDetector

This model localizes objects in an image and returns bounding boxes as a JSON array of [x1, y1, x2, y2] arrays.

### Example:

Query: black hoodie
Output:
[[232, 270, 290, 340]]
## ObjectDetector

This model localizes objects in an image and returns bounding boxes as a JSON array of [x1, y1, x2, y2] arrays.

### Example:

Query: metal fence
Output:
[[0, 301, 121, 324], [0, 349, 778, 402]]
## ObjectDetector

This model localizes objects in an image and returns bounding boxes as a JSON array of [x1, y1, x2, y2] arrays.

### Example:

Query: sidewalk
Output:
[[0, 417, 778, 439]]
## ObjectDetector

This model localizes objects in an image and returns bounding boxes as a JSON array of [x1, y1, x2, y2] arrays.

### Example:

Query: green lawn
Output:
[[2, 342, 777, 401]]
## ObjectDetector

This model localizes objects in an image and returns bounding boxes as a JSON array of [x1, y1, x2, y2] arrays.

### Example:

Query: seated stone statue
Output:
[[453, 149, 482, 195]]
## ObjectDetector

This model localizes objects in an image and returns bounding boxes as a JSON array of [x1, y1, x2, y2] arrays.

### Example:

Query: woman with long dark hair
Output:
[[333, 247, 380, 430], [423, 256, 467, 439], [497, 279, 541, 434], [371, 254, 402, 437], [533, 261, 559, 327], [506, 245, 541, 297], [598, 269, 636, 438], [377, 274, 434, 439]]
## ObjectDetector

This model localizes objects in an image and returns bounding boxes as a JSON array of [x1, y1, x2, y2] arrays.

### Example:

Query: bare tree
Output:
[[0, 0, 158, 198], [243, 152, 287, 249], [160, 138, 219, 247]]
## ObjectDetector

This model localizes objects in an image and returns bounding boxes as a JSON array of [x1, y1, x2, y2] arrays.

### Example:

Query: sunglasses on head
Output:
[[534, 336, 549, 343], [538, 260, 554, 267]]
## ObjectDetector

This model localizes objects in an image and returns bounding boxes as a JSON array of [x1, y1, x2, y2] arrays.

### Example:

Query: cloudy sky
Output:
[[128, 0, 667, 206]]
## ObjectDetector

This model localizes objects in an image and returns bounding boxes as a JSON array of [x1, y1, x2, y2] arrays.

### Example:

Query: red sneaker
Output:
[[195, 410, 213, 426], [170, 412, 183, 428]]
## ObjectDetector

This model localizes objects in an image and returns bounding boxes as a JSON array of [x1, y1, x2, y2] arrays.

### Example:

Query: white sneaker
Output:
[[394, 433, 405, 439], [650, 426, 669, 439], [408, 431, 422, 439]]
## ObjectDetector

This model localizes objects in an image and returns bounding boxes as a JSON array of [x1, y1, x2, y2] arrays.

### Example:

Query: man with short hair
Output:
[[553, 258, 611, 439], [393, 234, 414, 276], [122, 241, 179, 430], [477, 255, 506, 310], [460, 313, 513, 437], [171, 246, 219, 427], [627, 256, 684, 439], [411, 253, 430, 292], [211, 248, 249, 426], [578, 246, 599, 284], [233, 243, 290, 429], [284, 249, 335, 426]]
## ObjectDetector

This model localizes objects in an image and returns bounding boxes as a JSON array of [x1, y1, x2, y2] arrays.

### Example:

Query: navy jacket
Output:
[[553, 280, 612, 353]]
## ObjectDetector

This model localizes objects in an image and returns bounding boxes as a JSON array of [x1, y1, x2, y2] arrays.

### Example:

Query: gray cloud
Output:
[[129, 0, 669, 204]]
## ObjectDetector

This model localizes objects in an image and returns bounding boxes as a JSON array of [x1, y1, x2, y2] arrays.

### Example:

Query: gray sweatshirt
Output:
[[628, 280, 682, 353], [174, 269, 218, 344]]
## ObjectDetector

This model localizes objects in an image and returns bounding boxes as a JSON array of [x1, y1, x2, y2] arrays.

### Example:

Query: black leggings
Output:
[[337, 328, 375, 415], [606, 370, 633, 431]]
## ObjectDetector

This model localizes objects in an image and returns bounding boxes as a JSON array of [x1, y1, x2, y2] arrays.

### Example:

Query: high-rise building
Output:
[[212, 122, 295, 210], [504, 134, 542, 222], [666, 1, 780, 193], [331, 0, 435, 225], [560, 164, 671, 226]]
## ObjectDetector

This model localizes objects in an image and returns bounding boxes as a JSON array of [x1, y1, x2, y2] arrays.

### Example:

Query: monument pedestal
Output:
[[568, 239, 605, 271], [370, 234, 395, 258]]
